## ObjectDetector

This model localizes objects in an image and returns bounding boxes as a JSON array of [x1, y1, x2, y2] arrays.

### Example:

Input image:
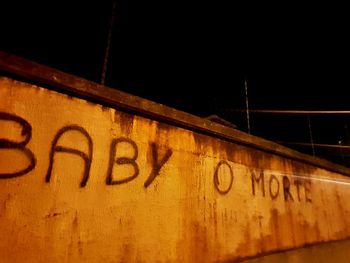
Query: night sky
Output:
[[1, 1, 350, 165]]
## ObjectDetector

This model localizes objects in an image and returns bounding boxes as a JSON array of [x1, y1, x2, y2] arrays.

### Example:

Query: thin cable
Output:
[[307, 115, 315, 156], [277, 141, 350, 149], [101, 0, 117, 85], [338, 139, 345, 162], [223, 109, 350, 115], [244, 79, 251, 134]]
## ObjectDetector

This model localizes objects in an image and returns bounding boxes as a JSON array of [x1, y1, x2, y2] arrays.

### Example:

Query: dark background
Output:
[[1, 1, 350, 166]]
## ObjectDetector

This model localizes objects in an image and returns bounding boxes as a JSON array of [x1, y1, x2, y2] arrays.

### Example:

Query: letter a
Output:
[[45, 125, 93, 187]]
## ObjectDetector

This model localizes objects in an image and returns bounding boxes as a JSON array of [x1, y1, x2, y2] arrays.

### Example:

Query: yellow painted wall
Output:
[[1, 77, 350, 262]]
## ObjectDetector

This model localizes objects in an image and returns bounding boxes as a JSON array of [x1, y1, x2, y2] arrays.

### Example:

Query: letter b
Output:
[[0, 112, 36, 179]]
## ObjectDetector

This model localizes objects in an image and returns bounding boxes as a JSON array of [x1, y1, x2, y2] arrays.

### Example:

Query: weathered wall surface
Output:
[[1, 76, 350, 262]]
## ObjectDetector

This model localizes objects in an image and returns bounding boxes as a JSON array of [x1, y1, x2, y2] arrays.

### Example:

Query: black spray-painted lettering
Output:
[[304, 179, 312, 202], [0, 112, 36, 178], [294, 179, 303, 201], [269, 174, 280, 199], [144, 143, 172, 188], [251, 171, 265, 197], [213, 160, 234, 195], [0, 111, 314, 204], [106, 138, 139, 185], [45, 125, 93, 187], [282, 176, 294, 201], [247, 170, 312, 202]]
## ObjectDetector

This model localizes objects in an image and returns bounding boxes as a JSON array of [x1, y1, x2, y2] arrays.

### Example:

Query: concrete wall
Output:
[[1, 76, 350, 262]]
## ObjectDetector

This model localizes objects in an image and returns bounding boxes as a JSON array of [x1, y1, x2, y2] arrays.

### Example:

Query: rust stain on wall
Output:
[[118, 111, 134, 136]]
